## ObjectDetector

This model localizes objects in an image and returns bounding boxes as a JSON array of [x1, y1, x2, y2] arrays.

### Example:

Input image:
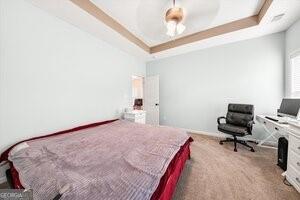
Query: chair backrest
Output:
[[226, 104, 254, 128]]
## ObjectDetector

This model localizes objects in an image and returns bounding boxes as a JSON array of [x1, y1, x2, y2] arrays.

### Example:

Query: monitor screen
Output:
[[278, 98, 300, 117]]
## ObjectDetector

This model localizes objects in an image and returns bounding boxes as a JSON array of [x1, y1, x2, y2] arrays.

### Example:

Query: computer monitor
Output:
[[278, 98, 300, 119]]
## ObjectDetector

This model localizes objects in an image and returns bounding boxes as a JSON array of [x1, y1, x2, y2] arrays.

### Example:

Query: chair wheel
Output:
[[219, 141, 223, 145], [234, 149, 237, 152], [250, 148, 255, 152]]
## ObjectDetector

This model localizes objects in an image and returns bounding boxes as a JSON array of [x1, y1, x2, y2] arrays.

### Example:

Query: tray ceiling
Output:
[[26, 0, 300, 59], [90, 0, 265, 46]]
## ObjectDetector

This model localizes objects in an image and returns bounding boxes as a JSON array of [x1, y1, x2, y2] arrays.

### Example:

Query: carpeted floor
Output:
[[172, 133, 300, 200]]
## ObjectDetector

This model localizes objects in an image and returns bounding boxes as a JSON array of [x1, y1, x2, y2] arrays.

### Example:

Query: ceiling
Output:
[[90, 0, 265, 46], [26, 0, 300, 61]]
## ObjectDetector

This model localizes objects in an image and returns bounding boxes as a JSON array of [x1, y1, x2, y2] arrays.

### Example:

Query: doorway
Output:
[[132, 75, 144, 110], [131, 75, 160, 125]]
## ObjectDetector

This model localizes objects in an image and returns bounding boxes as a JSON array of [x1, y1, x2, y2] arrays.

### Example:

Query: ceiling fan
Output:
[[165, 0, 186, 37], [135, 0, 219, 43]]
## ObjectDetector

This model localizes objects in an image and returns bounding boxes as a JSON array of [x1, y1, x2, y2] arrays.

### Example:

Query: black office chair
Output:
[[217, 104, 255, 152]]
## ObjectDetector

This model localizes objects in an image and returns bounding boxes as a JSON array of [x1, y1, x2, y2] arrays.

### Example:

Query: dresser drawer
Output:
[[289, 135, 300, 155], [124, 111, 146, 124], [289, 150, 300, 172], [287, 165, 300, 192], [124, 113, 135, 119], [124, 112, 145, 117], [135, 117, 145, 124], [135, 112, 145, 118]]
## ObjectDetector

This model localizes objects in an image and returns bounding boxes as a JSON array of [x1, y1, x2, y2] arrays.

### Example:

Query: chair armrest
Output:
[[217, 116, 226, 125]]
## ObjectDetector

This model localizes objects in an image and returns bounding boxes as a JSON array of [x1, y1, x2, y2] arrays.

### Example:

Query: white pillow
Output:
[[10, 142, 29, 156]]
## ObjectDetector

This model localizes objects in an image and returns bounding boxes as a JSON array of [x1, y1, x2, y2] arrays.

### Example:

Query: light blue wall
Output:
[[0, 0, 145, 152], [147, 33, 285, 140]]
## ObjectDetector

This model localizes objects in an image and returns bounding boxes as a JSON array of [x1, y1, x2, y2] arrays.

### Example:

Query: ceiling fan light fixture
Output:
[[165, 0, 185, 37], [166, 20, 177, 36], [176, 23, 185, 34], [166, 29, 176, 37]]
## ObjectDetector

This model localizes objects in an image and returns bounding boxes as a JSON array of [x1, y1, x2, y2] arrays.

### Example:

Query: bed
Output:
[[0, 119, 192, 200]]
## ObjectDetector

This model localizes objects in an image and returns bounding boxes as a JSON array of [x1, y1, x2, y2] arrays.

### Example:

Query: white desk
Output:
[[257, 115, 300, 192], [286, 122, 300, 192], [256, 115, 289, 148]]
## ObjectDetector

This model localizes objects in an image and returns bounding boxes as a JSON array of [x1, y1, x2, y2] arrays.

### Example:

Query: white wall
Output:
[[0, 0, 145, 153], [286, 19, 300, 96], [147, 33, 285, 139]]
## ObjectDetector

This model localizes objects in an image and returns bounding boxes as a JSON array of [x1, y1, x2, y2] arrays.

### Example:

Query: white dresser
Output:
[[124, 110, 146, 124], [286, 123, 300, 192]]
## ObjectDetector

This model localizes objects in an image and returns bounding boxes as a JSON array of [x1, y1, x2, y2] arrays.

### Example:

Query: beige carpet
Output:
[[172, 133, 300, 200]]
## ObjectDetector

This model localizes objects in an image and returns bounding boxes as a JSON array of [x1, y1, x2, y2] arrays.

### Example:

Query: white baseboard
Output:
[[183, 127, 280, 149], [184, 128, 226, 138], [161, 124, 270, 145], [182, 127, 263, 143]]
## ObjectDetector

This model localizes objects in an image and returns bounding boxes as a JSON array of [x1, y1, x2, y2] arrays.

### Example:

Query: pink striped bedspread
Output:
[[8, 120, 189, 200]]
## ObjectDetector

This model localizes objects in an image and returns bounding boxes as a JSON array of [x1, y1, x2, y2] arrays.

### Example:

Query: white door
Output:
[[144, 75, 159, 125]]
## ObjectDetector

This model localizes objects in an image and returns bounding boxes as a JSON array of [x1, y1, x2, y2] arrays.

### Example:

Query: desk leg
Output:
[[257, 124, 279, 149], [257, 131, 278, 148]]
